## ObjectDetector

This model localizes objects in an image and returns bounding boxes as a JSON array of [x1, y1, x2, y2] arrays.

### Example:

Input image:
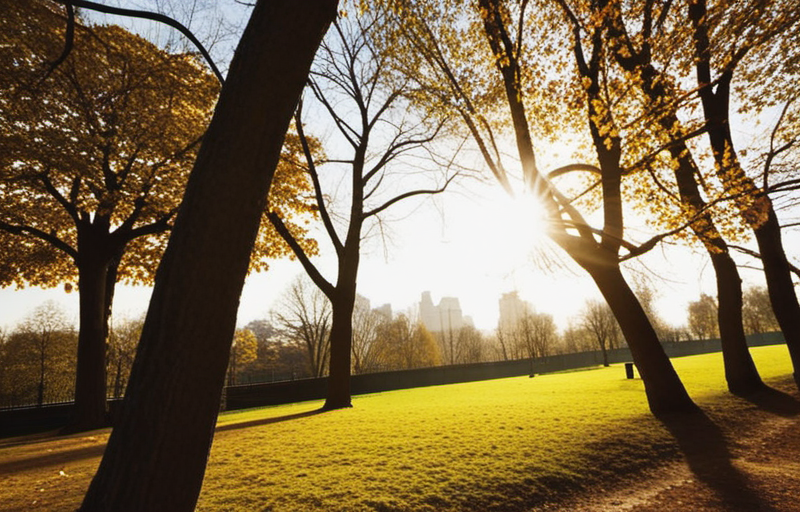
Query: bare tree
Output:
[[518, 311, 557, 361], [272, 277, 332, 378], [269, 10, 456, 409], [8, 301, 75, 406], [581, 300, 622, 367], [107, 315, 144, 399], [351, 295, 385, 374]]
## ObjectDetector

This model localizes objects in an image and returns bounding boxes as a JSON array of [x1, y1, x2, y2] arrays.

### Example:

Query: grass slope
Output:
[[0, 345, 794, 511]]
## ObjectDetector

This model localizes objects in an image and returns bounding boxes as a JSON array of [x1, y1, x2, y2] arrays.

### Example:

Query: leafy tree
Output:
[[0, 0, 315, 429], [75, 0, 338, 509], [378, 0, 696, 414], [688, 294, 720, 341], [373, 313, 441, 370], [227, 328, 258, 386], [581, 299, 622, 367], [603, 0, 765, 393], [742, 286, 781, 335], [272, 277, 332, 378], [269, 10, 455, 409], [686, 0, 800, 388], [0, 301, 76, 407]]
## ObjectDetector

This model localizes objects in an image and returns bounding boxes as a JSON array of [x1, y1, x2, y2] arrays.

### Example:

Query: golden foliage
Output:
[[0, 0, 316, 288]]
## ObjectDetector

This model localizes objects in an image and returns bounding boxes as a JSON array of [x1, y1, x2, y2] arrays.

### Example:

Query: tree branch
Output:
[[41, 3, 75, 81], [729, 244, 800, 280], [363, 173, 457, 219], [295, 105, 343, 255], [0, 220, 77, 259], [51, 0, 224, 84], [268, 212, 335, 299]]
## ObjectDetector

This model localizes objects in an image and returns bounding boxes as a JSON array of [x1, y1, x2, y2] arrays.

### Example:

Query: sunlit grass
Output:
[[198, 345, 794, 511], [0, 345, 794, 512]]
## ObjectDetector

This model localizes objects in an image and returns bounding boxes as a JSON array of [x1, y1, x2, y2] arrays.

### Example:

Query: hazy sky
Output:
[[2, 172, 790, 334], [2, 2, 798, 335]]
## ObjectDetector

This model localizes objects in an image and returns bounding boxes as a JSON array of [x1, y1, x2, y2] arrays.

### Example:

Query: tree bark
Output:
[[582, 258, 696, 415], [604, 8, 764, 395], [324, 293, 356, 410], [71, 251, 110, 431], [690, 0, 800, 389], [709, 251, 765, 394], [78, 1, 337, 511], [753, 211, 800, 388]]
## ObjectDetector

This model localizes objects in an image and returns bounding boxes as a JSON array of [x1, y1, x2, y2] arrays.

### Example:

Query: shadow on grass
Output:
[[0, 443, 106, 475], [215, 407, 327, 433], [0, 409, 327, 475], [735, 385, 800, 418], [657, 409, 777, 512]]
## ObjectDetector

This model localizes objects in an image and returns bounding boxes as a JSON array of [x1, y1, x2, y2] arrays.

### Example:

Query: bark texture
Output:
[[78, 1, 338, 510]]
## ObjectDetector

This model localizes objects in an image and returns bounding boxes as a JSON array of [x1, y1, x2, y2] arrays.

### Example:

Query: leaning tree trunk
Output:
[[689, 0, 800, 389], [709, 251, 765, 394], [78, 2, 338, 511], [583, 259, 696, 415], [667, 130, 764, 395], [753, 211, 800, 388], [71, 252, 110, 432]]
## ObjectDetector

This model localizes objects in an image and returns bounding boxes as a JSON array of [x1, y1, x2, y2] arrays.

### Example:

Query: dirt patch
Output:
[[532, 383, 800, 512]]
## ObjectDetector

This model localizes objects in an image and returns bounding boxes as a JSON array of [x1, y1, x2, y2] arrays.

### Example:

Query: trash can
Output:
[[625, 362, 635, 379]]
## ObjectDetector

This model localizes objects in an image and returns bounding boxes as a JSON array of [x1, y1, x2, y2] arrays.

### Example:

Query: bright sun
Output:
[[474, 189, 551, 271]]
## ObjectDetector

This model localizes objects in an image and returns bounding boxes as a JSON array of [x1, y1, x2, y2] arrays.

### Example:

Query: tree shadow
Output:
[[215, 407, 327, 433], [656, 409, 778, 512], [734, 385, 800, 418]]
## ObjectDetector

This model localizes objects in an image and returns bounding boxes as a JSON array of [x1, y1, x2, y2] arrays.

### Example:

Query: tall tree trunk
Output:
[[689, 0, 800, 389], [583, 260, 696, 415], [753, 212, 800, 388], [324, 251, 358, 410], [604, 8, 765, 395], [72, 253, 110, 431], [668, 129, 764, 395], [78, 2, 338, 511], [325, 297, 355, 410], [709, 252, 765, 394]]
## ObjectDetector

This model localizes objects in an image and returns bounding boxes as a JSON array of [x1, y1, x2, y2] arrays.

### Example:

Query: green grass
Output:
[[0, 345, 793, 512], [196, 344, 794, 511]]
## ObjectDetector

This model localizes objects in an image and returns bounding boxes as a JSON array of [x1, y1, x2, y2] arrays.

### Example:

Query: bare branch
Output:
[[729, 244, 800, 280], [363, 173, 457, 219], [295, 104, 343, 255], [268, 212, 335, 299], [51, 0, 224, 84]]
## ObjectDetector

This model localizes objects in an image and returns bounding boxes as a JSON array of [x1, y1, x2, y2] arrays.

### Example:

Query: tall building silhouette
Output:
[[419, 291, 473, 333], [498, 291, 532, 333]]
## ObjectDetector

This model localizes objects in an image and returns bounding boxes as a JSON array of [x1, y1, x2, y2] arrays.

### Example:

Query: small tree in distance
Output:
[[581, 300, 622, 367]]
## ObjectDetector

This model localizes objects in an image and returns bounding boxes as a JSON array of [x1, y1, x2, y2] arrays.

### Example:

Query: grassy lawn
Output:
[[0, 345, 794, 511]]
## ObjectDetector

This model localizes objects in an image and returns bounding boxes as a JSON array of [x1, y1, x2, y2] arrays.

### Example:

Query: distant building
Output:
[[419, 291, 473, 334], [374, 303, 392, 321], [498, 291, 532, 333]]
